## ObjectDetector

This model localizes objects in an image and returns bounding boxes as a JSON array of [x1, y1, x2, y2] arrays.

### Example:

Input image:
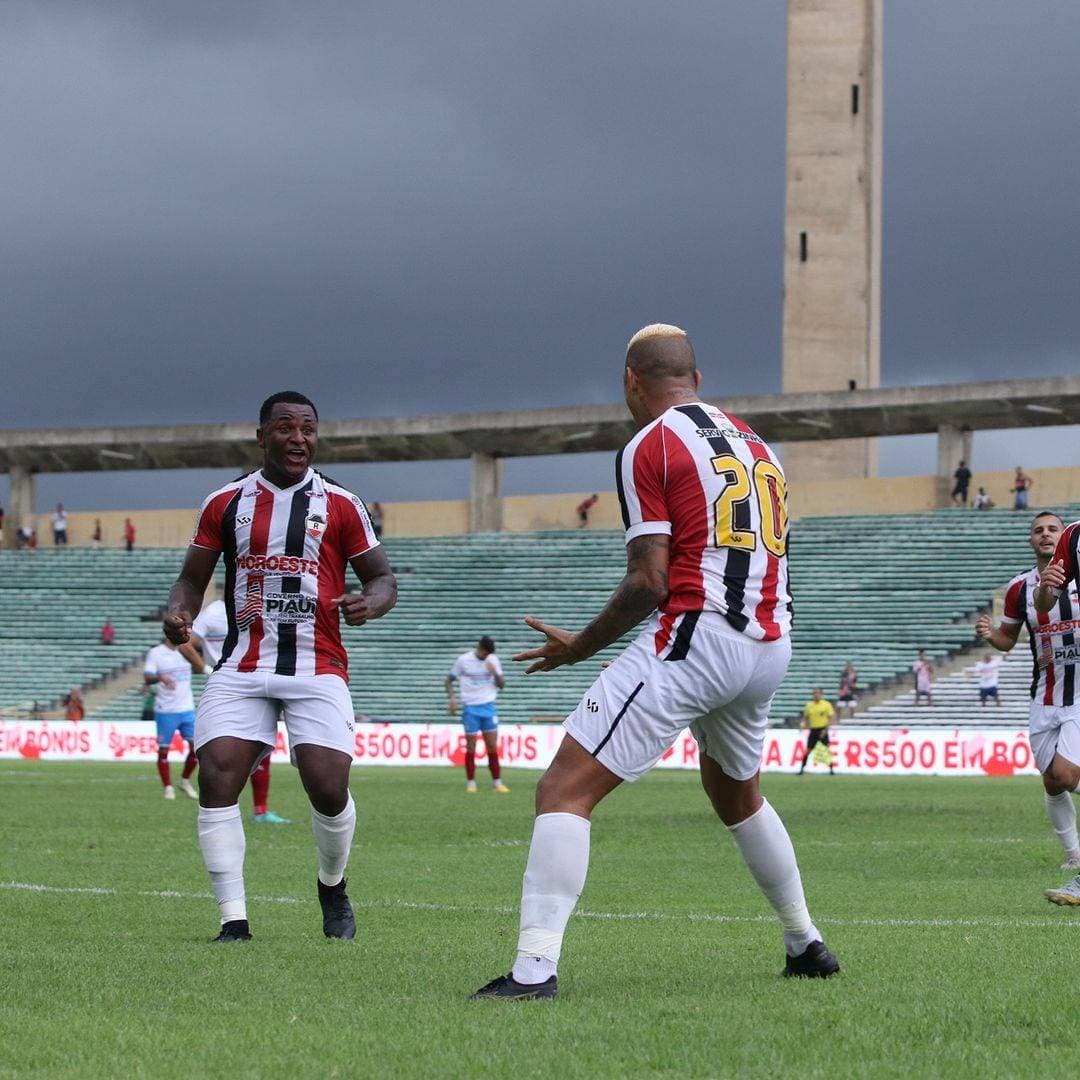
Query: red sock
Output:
[[181, 750, 197, 780], [488, 751, 501, 782], [251, 756, 271, 815], [465, 750, 476, 781], [156, 750, 171, 788]]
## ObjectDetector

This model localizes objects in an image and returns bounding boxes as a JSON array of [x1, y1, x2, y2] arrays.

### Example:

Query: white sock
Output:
[[1044, 791, 1079, 855], [198, 804, 247, 924], [512, 812, 591, 985], [727, 799, 820, 956], [312, 794, 356, 887]]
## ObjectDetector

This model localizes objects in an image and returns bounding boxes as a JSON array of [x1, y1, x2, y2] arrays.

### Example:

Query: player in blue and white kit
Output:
[[144, 638, 201, 801], [446, 636, 509, 794]]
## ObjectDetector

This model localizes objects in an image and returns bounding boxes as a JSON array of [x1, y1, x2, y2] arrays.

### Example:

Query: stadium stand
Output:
[[0, 505, 1073, 727]]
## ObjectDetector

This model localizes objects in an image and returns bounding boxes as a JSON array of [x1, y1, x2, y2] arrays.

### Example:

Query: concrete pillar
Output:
[[7, 466, 37, 548], [781, 0, 882, 482], [469, 452, 503, 533], [936, 424, 972, 507]]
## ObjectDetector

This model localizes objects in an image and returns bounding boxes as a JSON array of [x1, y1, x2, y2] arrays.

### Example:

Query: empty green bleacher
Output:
[[0, 505, 1071, 727]]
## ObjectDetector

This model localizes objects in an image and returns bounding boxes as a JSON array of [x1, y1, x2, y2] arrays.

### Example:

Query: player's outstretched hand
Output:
[[332, 593, 370, 625], [514, 616, 583, 674], [163, 611, 191, 644], [1040, 560, 1067, 592], [975, 614, 993, 640]]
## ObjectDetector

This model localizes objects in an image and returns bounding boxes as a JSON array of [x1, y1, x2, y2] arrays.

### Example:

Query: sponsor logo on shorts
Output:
[[264, 593, 317, 623]]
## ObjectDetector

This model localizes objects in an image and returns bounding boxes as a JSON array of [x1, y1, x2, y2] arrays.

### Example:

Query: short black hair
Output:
[[478, 636, 496, 653], [259, 391, 319, 426], [1032, 511, 1064, 528]]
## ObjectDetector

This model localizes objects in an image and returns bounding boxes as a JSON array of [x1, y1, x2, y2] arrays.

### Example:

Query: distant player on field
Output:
[[1028, 513, 1080, 903], [163, 391, 397, 942], [798, 688, 835, 775], [977, 512, 1080, 888], [189, 597, 290, 824], [144, 637, 203, 801], [446, 635, 510, 794], [472, 324, 837, 1001]]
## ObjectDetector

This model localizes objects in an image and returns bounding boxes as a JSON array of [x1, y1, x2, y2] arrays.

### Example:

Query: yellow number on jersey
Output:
[[709, 455, 789, 557], [710, 455, 755, 551]]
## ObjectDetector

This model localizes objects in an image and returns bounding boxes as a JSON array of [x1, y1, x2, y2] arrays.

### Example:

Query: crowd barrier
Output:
[[0, 720, 1040, 777]]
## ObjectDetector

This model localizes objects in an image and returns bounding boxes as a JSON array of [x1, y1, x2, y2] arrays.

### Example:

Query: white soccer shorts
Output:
[[195, 669, 356, 763], [564, 612, 791, 783], [1029, 703, 1080, 774]]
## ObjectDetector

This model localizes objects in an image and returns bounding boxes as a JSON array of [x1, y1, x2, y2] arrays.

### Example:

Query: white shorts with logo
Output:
[[195, 669, 356, 763], [1029, 702, 1080, 773], [564, 612, 791, 783]]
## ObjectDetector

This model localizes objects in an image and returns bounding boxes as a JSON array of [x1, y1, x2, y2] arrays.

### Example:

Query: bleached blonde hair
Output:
[[626, 323, 688, 355]]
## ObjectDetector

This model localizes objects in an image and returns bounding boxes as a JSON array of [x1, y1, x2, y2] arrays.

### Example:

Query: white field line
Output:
[[4, 880, 1079, 930]]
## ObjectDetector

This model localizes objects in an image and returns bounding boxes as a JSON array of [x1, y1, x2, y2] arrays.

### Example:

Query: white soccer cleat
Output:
[[466, 781, 478, 794], [177, 778, 198, 800], [1044, 875, 1080, 906], [1061, 851, 1080, 872], [163, 785, 176, 801]]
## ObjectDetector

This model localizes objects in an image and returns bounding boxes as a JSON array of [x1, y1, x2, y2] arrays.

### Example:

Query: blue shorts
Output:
[[462, 703, 498, 735], [156, 710, 195, 748], [980, 687, 998, 701]]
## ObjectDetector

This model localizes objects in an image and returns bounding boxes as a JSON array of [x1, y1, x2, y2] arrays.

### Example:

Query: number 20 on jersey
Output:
[[710, 455, 788, 557]]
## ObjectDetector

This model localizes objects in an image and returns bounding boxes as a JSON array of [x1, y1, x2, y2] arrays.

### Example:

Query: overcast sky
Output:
[[2, 1, 1078, 510]]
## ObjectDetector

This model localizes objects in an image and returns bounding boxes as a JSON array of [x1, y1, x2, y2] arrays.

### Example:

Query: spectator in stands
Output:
[[369, 501, 384, 540], [0, 502, 5, 544], [91, 519, 103, 548], [124, 518, 136, 551], [913, 650, 934, 706], [52, 503, 68, 545], [798, 688, 836, 776], [974, 652, 1002, 708], [1013, 467, 1034, 511], [64, 687, 85, 723], [19, 523, 37, 549], [100, 618, 115, 646], [576, 493, 599, 528], [951, 460, 972, 507], [837, 662, 859, 719], [973, 487, 993, 510]]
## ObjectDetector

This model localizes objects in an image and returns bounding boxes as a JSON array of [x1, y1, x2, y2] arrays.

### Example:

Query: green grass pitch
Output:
[[2, 761, 1079, 1078]]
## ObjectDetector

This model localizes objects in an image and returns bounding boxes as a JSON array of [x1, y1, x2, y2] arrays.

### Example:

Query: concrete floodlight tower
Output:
[[781, 0, 882, 482]]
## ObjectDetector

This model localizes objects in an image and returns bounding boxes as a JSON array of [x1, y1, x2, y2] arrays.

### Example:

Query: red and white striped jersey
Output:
[[1002, 563, 1080, 706], [616, 402, 791, 651], [190, 468, 379, 681]]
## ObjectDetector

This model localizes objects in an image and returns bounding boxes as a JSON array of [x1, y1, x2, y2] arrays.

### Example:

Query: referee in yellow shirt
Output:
[[799, 688, 836, 776]]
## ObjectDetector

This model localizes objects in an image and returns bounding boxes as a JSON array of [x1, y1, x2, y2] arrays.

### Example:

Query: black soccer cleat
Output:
[[318, 878, 356, 939], [212, 919, 252, 943], [470, 973, 558, 1001], [782, 940, 840, 979]]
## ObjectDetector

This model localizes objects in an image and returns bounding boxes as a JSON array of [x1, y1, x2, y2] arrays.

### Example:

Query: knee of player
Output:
[[1050, 759, 1080, 792]]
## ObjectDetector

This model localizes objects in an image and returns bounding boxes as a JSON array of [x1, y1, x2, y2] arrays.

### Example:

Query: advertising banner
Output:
[[0, 719, 1041, 777]]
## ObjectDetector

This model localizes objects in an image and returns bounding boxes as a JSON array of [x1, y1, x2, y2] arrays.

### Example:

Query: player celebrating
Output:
[[188, 597, 290, 824], [446, 635, 510, 794], [144, 637, 203, 801], [977, 512, 1080, 885], [163, 391, 396, 942], [1030, 513, 1080, 903], [472, 324, 837, 1001]]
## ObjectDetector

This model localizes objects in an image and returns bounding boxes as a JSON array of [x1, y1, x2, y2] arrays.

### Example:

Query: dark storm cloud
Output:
[[1, 1, 1077, 509]]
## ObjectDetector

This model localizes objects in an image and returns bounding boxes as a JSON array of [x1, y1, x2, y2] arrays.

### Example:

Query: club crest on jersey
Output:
[[306, 512, 326, 539]]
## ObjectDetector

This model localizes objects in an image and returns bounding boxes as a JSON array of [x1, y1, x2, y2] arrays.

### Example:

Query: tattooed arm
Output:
[[513, 534, 670, 674]]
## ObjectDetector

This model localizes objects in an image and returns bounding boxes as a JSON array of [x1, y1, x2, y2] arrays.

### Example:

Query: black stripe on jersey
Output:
[[1019, 579, 1040, 700], [664, 610, 701, 662], [675, 404, 750, 633], [592, 681, 645, 757], [216, 489, 244, 670], [1061, 588, 1075, 708], [274, 479, 314, 677], [615, 447, 630, 530]]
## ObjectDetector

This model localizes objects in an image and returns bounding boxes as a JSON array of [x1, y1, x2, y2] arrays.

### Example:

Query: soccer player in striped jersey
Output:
[[1029, 514, 1080, 903], [473, 324, 837, 1001], [977, 512, 1080, 890], [163, 391, 397, 942]]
